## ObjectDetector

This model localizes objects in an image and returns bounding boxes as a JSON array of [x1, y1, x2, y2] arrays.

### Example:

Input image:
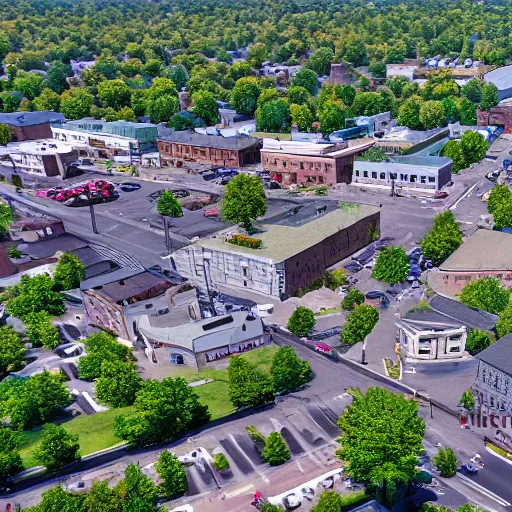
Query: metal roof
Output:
[[0, 111, 65, 127], [476, 334, 512, 376], [484, 65, 512, 90], [61, 119, 158, 142], [158, 130, 260, 150]]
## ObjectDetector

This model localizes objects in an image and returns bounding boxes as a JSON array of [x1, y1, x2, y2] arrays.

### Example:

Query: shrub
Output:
[[7, 246, 22, 259], [227, 234, 263, 249], [465, 329, 493, 355], [212, 452, 230, 471], [24, 311, 61, 349], [341, 305, 379, 345], [372, 246, 409, 284], [460, 277, 509, 315], [433, 446, 457, 477], [341, 289, 365, 310], [496, 299, 512, 339], [246, 425, 266, 453], [261, 432, 291, 466], [323, 268, 347, 290], [286, 306, 316, 337], [460, 389, 475, 410], [270, 346, 313, 393]]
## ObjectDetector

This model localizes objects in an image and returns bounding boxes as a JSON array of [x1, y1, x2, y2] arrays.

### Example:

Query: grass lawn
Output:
[[19, 345, 280, 467]]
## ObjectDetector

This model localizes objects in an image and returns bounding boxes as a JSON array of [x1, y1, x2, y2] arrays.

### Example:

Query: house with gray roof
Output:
[[0, 111, 65, 141], [484, 65, 512, 101], [137, 310, 266, 369], [157, 130, 261, 168]]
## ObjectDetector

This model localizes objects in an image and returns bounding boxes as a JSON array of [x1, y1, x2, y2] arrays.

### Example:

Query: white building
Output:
[[51, 119, 158, 163], [0, 139, 78, 178], [396, 310, 467, 361]]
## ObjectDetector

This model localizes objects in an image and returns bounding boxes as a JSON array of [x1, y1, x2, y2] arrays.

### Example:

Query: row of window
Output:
[[264, 157, 333, 172], [355, 170, 436, 184]]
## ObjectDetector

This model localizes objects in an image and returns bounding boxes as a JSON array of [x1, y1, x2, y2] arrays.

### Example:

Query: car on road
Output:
[[119, 182, 141, 192], [282, 493, 301, 510], [344, 261, 362, 273], [365, 290, 390, 309], [203, 208, 219, 217], [433, 190, 449, 199], [65, 481, 87, 495]]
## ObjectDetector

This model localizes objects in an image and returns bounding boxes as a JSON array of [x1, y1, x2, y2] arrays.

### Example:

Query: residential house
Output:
[[0, 111, 65, 142]]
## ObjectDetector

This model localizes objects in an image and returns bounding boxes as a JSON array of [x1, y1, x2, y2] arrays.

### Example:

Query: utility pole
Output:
[[89, 204, 98, 234], [361, 337, 368, 365], [390, 176, 395, 197]]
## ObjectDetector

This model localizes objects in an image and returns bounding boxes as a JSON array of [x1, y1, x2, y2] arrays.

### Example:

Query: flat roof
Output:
[[439, 229, 512, 272], [476, 334, 512, 376], [0, 139, 77, 157], [378, 127, 448, 143], [261, 138, 374, 158], [484, 65, 512, 91], [0, 111, 64, 127], [194, 203, 380, 263], [158, 130, 260, 150]]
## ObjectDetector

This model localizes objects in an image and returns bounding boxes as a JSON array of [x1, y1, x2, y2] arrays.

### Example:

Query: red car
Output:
[[434, 190, 449, 199], [203, 208, 219, 217]]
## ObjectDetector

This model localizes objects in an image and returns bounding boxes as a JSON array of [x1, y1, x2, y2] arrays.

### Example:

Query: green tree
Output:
[[227, 61, 254, 82], [290, 104, 313, 132], [157, 189, 183, 251], [0, 125, 11, 148], [351, 92, 384, 117], [0, 426, 23, 485], [460, 278, 509, 315], [4, 273, 65, 319], [480, 83, 499, 111], [221, 174, 266, 233], [461, 80, 483, 104], [155, 451, 187, 500], [0, 325, 25, 373], [114, 377, 210, 447], [231, 77, 262, 116], [247, 43, 269, 68], [292, 69, 318, 95], [255, 99, 291, 133], [337, 387, 425, 506], [97, 80, 131, 110], [84, 480, 120, 512], [386, 76, 410, 98], [53, 253, 85, 291], [305, 48, 334, 76], [261, 432, 291, 466], [0, 93, 22, 113], [143, 59, 163, 78], [212, 452, 230, 471], [397, 95, 423, 130], [26, 484, 84, 511], [341, 289, 365, 311], [319, 100, 346, 136], [36, 424, 80, 473], [286, 306, 316, 337], [114, 463, 158, 512], [487, 183, 512, 229], [334, 84, 357, 106], [192, 90, 219, 125], [497, 299, 512, 339], [93, 51, 118, 79], [270, 346, 313, 393], [46, 62, 72, 94], [146, 94, 178, 123], [12, 71, 45, 100], [131, 89, 148, 117], [257, 88, 281, 108], [369, 61, 387, 78], [227, 356, 275, 409], [116, 106, 137, 122], [460, 130, 487, 166], [146, 77, 178, 102], [466, 329, 493, 355], [440, 139, 466, 172], [120, 58, 144, 78], [287, 86, 311, 106], [456, 97, 477, 125], [311, 491, 344, 512], [433, 446, 457, 477], [96, 360, 143, 408], [372, 246, 409, 284], [341, 305, 379, 345], [167, 65, 189, 90], [0, 33, 10, 62], [60, 88, 94, 120], [419, 100, 446, 129], [24, 311, 61, 349], [33, 88, 61, 112], [460, 389, 475, 410], [420, 211, 462, 267]]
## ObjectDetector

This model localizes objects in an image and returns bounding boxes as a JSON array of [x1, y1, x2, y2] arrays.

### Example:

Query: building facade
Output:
[[374, 127, 449, 155], [158, 131, 260, 169], [51, 119, 158, 162], [352, 155, 453, 193], [260, 138, 374, 186], [396, 312, 467, 361], [173, 203, 380, 299], [0, 112, 65, 142], [477, 105, 512, 134]]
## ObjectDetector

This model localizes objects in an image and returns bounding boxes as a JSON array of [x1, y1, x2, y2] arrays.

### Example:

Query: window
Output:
[[428, 176, 436, 183], [390, 173, 397, 180], [300, 162, 304, 169], [400, 174, 408, 182], [170, 353, 184, 365], [380, 172, 386, 180], [363, 171, 369, 178], [446, 336, 461, 354], [420, 176, 427, 184], [371, 172, 377, 179], [410, 175, 417, 183], [355, 170, 360, 177], [318, 176, 324, 184]]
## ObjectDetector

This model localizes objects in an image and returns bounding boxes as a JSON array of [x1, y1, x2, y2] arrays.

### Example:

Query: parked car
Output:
[[434, 190, 449, 199], [352, 248, 375, 263], [344, 261, 363, 273], [365, 290, 390, 309], [119, 182, 141, 192], [203, 208, 219, 217], [282, 493, 301, 510], [65, 481, 87, 495]]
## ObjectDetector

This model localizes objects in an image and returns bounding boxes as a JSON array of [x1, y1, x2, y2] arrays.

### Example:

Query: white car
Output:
[[283, 493, 301, 509], [65, 481, 87, 495]]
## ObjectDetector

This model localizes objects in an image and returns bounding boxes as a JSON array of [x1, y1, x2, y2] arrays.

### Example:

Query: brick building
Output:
[[477, 105, 512, 133], [260, 138, 374, 186], [158, 131, 261, 168], [0, 111, 65, 141]]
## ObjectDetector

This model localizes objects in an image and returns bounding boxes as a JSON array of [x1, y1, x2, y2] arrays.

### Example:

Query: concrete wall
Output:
[[428, 268, 512, 296], [283, 211, 380, 295], [10, 123, 54, 141]]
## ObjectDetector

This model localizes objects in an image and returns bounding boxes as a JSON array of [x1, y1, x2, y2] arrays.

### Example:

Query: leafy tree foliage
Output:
[[4, 273, 65, 319], [157, 189, 183, 218], [53, 253, 85, 291], [351, 92, 384, 117], [290, 104, 313, 132], [212, 452, 230, 471], [13, 71, 45, 100], [261, 432, 291, 466], [96, 360, 143, 408], [286, 306, 316, 337], [287, 86, 310, 106], [460, 389, 475, 410], [227, 356, 275, 408], [155, 451, 187, 500], [305, 48, 333, 76], [341, 289, 365, 311], [337, 388, 424, 504], [33, 88, 61, 112], [433, 447, 457, 477], [420, 211, 462, 267], [247, 43, 269, 68], [397, 96, 423, 130], [488, 183, 512, 229], [0, 426, 23, 485], [231, 77, 262, 116], [311, 491, 345, 512], [46, 62, 72, 94], [0, 126, 11, 147], [497, 299, 512, 339], [386, 76, 410, 98], [292, 69, 318, 95], [60, 88, 94, 120], [333, 84, 357, 106], [461, 80, 482, 104], [84, 480, 120, 511], [97, 80, 131, 110], [369, 61, 386, 78], [192, 90, 219, 125], [147, 94, 179, 123], [419, 100, 446, 130], [270, 346, 313, 393], [341, 305, 379, 346], [460, 278, 509, 315], [227, 62, 254, 82], [114, 377, 210, 447], [362, 146, 388, 162], [255, 99, 291, 133], [319, 100, 346, 136], [24, 311, 61, 349], [480, 83, 499, 111], [0, 326, 25, 373], [24, 485, 84, 512], [36, 424, 80, 473], [460, 130, 487, 165], [221, 174, 267, 233], [372, 246, 409, 284], [116, 106, 137, 122], [456, 97, 477, 126], [465, 329, 493, 355], [167, 65, 189, 90], [0, 371, 71, 430], [441, 139, 466, 173]]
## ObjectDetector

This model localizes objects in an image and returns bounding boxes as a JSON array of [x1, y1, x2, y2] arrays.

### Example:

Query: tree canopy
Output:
[[460, 278, 510, 315], [270, 346, 313, 393], [286, 306, 316, 337], [420, 211, 462, 267], [341, 305, 379, 346], [372, 246, 409, 284]]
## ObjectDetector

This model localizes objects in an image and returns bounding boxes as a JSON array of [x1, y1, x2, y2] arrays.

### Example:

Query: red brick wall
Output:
[[477, 107, 512, 134]]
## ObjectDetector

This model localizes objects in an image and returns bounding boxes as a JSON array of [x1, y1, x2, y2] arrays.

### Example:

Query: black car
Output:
[[119, 182, 141, 192], [365, 290, 390, 309], [344, 261, 363, 273]]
